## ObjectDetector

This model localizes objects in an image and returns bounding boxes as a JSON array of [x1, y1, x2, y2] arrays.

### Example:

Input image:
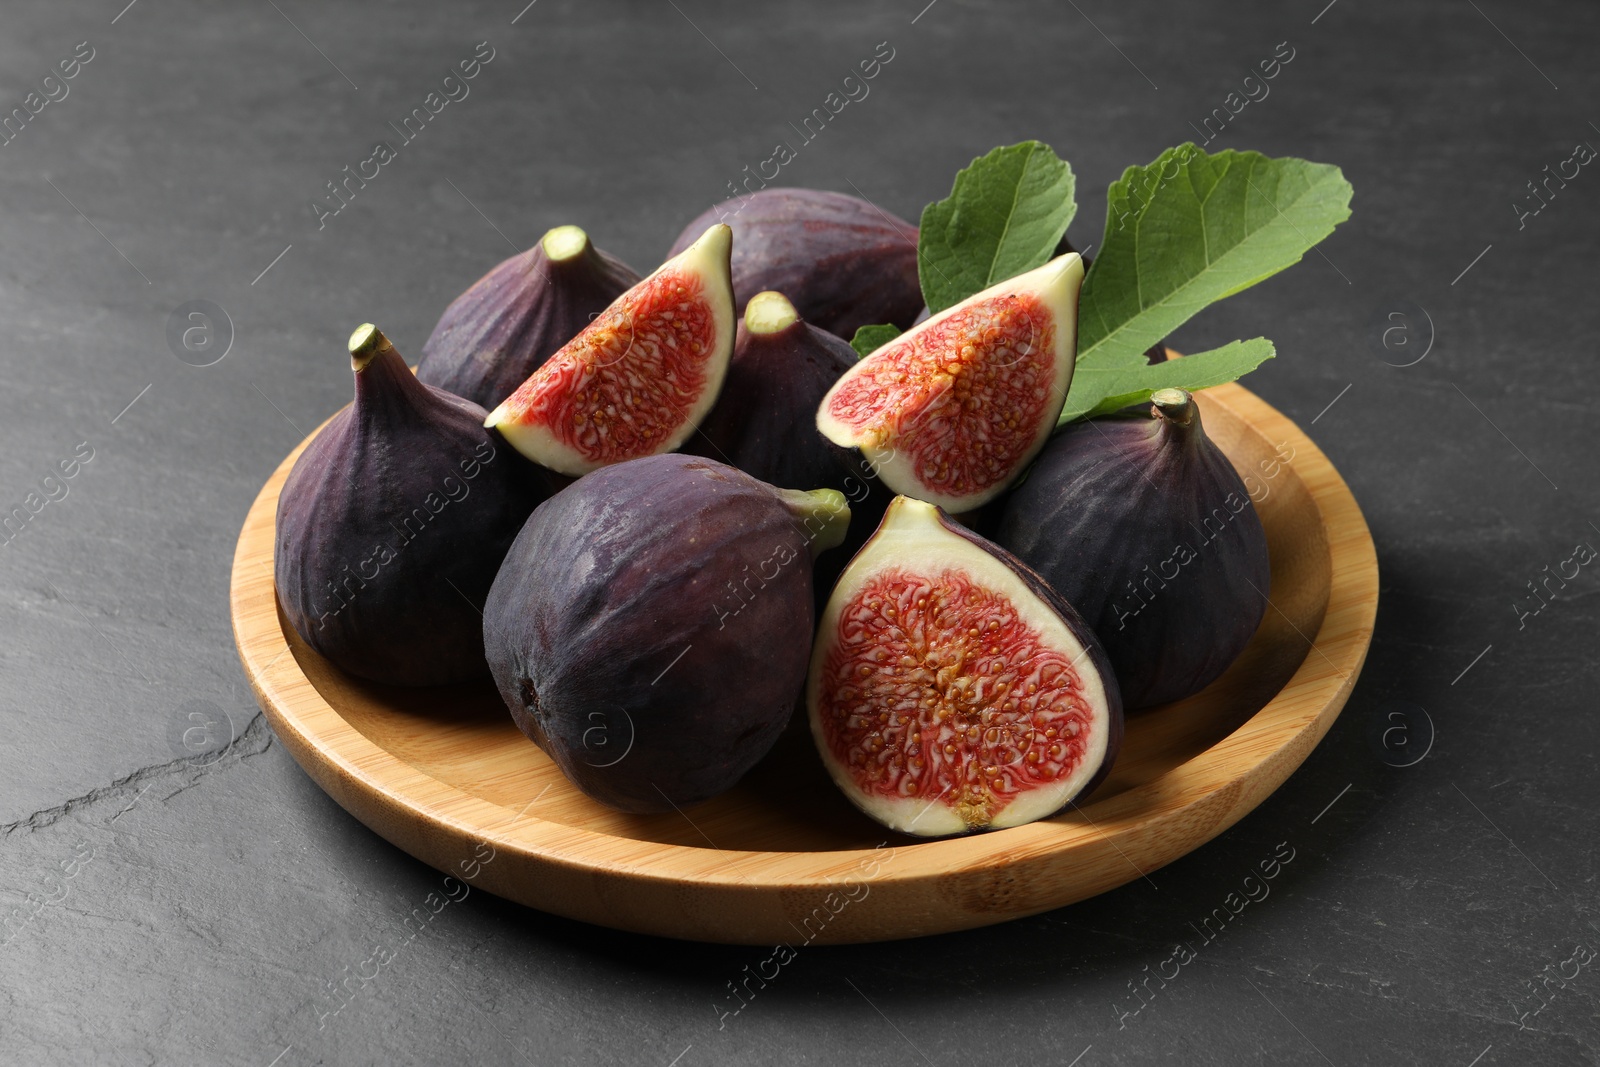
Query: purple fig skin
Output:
[[275, 328, 546, 687], [484, 455, 832, 812], [929, 507, 1125, 810], [666, 189, 921, 340], [816, 448, 895, 616], [995, 391, 1271, 708], [416, 229, 641, 409]]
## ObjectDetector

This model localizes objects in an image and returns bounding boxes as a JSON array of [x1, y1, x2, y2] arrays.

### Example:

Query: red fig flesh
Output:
[[416, 225, 641, 410], [808, 497, 1121, 836], [484, 224, 735, 475], [817, 253, 1085, 512], [666, 189, 922, 339]]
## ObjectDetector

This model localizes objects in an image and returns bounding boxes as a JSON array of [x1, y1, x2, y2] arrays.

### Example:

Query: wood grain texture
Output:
[[230, 378, 1378, 945]]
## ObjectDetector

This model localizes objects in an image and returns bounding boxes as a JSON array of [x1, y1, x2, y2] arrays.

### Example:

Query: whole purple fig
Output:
[[666, 189, 921, 339], [994, 389, 1270, 708], [416, 225, 641, 409], [483, 454, 849, 812], [275, 324, 546, 686]]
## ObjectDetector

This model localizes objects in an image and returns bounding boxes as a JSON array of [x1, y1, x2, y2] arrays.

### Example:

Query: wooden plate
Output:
[[231, 380, 1377, 945]]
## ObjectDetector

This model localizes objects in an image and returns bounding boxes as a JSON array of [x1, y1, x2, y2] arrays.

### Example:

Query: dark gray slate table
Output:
[[1, 0, 1595, 1063]]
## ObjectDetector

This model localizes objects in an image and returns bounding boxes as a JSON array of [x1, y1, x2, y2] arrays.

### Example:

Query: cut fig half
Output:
[[485, 223, 736, 475], [816, 253, 1084, 512], [807, 496, 1121, 837]]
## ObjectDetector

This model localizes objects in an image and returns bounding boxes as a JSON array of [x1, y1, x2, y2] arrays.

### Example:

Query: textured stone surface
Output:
[[0, 0, 1595, 1063]]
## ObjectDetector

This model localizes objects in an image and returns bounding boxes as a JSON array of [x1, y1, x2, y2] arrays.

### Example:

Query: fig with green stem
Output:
[[275, 324, 546, 686], [996, 388, 1271, 708], [685, 290, 888, 598], [485, 454, 850, 812]]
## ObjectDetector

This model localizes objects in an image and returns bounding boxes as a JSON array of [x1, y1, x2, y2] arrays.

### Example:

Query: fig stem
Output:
[[1150, 387, 1195, 427], [540, 225, 590, 264], [348, 323, 397, 371], [774, 487, 851, 558], [745, 291, 800, 335]]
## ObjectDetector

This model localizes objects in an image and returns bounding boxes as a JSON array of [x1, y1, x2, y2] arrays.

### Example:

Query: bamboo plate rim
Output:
[[231, 377, 1377, 939]]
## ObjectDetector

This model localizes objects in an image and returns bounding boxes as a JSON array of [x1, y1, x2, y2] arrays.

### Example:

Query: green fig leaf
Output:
[[1076, 144, 1352, 370], [850, 323, 901, 361], [918, 141, 1077, 314], [1059, 338, 1277, 423]]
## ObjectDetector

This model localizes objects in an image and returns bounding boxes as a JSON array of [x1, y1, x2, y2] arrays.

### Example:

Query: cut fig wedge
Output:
[[816, 253, 1084, 512], [485, 224, 736, 475], [807, 496, 1121, 837]]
